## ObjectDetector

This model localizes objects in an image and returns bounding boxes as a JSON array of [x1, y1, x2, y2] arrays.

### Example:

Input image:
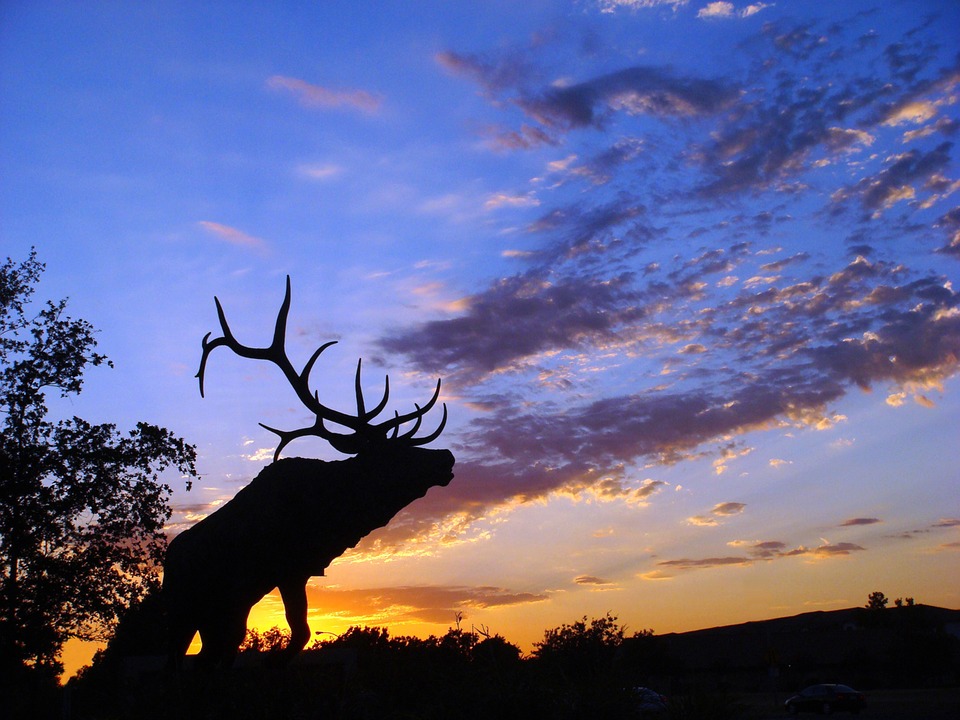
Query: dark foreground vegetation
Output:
[[10, 600, 958, 720], [37, 616, 748, 720]]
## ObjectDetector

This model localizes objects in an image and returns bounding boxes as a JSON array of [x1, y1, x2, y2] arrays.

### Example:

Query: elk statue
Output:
[[163, 277, 454, 668]]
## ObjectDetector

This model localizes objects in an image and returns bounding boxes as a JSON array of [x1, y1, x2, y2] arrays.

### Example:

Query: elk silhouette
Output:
[[163, 278, 454, 668]]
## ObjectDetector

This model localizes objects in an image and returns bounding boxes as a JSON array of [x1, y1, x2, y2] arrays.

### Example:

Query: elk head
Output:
[[196, 276, 448, 461]]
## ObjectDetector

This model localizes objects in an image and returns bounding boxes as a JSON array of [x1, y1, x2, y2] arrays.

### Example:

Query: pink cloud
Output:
[[267, 75, 382, 114]]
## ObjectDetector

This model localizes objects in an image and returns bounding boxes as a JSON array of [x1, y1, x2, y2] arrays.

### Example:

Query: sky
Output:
[[2, 0, 959, 676]]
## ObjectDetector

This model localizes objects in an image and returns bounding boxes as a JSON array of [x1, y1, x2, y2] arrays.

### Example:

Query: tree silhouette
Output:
[[866, 591, 889, 611], [531, 612, 653, 716], [0, 250, 197, 679]]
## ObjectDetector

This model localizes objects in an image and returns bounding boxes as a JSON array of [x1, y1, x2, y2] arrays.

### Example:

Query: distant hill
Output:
[[647, 604, 960, 690]]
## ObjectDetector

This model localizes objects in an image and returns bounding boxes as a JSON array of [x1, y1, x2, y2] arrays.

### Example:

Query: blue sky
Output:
[[2, 0, 958, 670]]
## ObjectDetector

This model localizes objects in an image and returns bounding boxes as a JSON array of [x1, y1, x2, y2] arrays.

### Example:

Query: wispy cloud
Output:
[[811, 542, 865, 557], [267, 75, 382, 114], [657, 556, 751, 570], [297, 163, 343, 180], [886, 517, 960, 542], [435, 50, 534, 98], [933, 518, 960, 528], [303, 584, 548, 626], [713, 502, 747, 516], [597, 0, 689, 12], [574, 575, 615, 587], [840, 517, 881, 527], [697, 2, 772, 20], [651, 538, 865, 576], [688, 501, 746, 526], [197, 221, 268, 252], [484, 192, 541, 211]]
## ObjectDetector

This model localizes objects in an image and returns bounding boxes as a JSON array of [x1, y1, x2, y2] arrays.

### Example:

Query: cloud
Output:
[[652, 537, 863, 574], [639, 569, 674, 581], [725, 540, 809, 559], [688, 501, 745, 526], [657, 556, 751, 570], [806, 286, 960, 392], [197, 221, 268, 252], [760, 253, 811, 273], [484, 192, 541, 210], [303, 584, 548, 626], [368, 11, 960, 550], [573, 475, 669, 506], [574, 575, 614, 586], [932, 518, 960, 528], [597, 1, 690, 13], [875, 63, 960, 128], [482, 123, 559, 150], [297, 163, 343, 180], [267, 75, 381, 114], [633, 479, 667, 502], [840, 517, 881, 527], [435, 50, 534, 97], [519, 66, 738, 132], [886, 517, 960, 542], [439, 46, 737, 147], [375, 254, 958, 533], [832, 142, 954, 217], [548, 139, 649, 186], [697, 2, 771, 20], [698, 2, 734, 18], [690, 24, 959, 199], [810, 542, 865, 557], [739, 3, 770, 18], [747, 541, 786, 558], [935, 207, 960, 257], [244, 447, 275, 463], [712, 501, 746, 516], [380, 272, 645, 382]]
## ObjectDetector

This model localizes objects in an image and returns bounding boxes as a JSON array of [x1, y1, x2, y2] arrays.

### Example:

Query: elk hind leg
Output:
[[275, 576, 311, 665], [166, 620, 196, 672], [197, 605, 249, 669]]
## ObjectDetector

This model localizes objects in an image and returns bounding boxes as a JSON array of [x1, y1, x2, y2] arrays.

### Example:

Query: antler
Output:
[[197, 276, 447, 460]]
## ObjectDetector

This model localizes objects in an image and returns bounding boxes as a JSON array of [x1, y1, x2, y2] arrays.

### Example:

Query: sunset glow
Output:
[[2, 0, 958, 679]]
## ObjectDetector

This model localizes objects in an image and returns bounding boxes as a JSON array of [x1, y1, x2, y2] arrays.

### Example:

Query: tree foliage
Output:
[[0, 249, 197, 677]]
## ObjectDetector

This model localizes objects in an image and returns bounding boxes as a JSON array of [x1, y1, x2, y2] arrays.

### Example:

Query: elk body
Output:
[[163, 278, 454, 668]]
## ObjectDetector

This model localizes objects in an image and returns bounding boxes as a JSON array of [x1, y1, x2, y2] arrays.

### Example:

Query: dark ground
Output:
[[743, 687, 960, 719]]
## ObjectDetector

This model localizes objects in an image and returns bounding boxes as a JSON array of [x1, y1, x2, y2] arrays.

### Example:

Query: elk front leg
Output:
[[275, 575, 311, 665]]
